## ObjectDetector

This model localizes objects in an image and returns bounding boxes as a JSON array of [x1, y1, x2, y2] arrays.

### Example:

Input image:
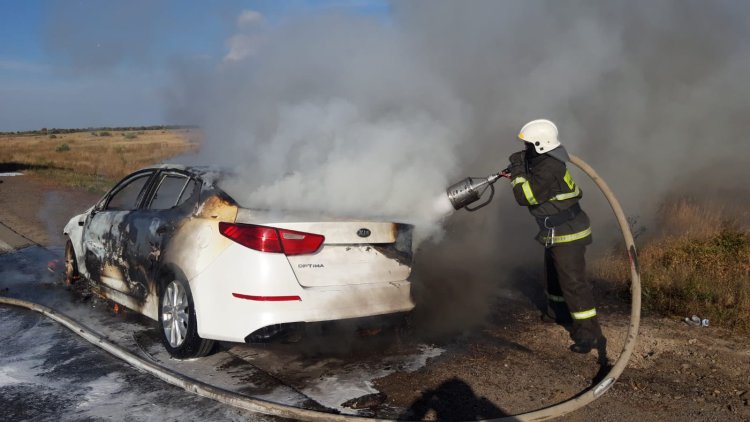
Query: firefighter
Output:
[[507, 119, 606, 354]]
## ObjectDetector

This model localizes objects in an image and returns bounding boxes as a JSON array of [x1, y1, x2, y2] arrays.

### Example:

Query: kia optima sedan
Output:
[[63, 165, 414, 358]]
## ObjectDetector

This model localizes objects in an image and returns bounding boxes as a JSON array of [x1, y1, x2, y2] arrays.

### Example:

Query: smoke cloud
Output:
[[170, 11, 471, 243], [167, 1, 750, 333]]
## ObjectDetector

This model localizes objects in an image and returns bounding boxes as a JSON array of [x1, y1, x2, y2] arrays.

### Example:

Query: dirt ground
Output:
[[0, 173, 100, 247], [1, 173, 749, 421]]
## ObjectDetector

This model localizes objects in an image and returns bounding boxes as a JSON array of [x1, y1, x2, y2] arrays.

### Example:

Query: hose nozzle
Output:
[[446, 170, 507, 212]]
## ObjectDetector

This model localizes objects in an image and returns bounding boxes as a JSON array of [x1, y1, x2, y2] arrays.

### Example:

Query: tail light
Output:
[[219, 222, 324, 256]]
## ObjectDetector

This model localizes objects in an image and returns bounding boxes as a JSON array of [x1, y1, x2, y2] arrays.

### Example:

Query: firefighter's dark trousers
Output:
[[544, 244, 603, 344]]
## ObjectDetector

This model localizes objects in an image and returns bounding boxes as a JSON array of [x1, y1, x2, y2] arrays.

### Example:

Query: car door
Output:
[[82, 170, 155, 294], [123, 170, 198, 295]]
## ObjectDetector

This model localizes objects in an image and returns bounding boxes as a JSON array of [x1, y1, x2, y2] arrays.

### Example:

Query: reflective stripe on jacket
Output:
[[510, 152, 592, 246], [511, 168, 581, 207]]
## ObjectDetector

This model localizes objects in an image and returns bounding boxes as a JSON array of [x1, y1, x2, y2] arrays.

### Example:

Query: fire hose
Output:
[[496, 154, 643, 420], [0, 154, 640, 421], [447, 154, 641, 419]]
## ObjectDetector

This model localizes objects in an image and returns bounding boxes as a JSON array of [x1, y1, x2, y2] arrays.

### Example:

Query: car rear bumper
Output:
[[189, 243, 415, 342]]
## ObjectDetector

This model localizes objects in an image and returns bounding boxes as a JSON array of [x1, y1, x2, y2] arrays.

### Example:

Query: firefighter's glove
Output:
[[508, 151, 527, 178]]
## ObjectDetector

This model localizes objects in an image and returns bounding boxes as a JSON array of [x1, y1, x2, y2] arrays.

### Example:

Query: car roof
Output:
[[142, 163, 190, 171], [141, 164, 223, 185]]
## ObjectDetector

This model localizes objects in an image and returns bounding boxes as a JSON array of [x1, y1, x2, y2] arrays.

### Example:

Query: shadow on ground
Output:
[[401, 377, 512, 421]]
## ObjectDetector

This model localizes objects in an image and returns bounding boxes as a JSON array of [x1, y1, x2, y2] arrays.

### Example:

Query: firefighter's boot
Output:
[[570, 318, 606, 354]]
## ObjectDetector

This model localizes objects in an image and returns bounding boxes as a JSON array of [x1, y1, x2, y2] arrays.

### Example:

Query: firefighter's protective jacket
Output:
[[509, 150, 592, 246]]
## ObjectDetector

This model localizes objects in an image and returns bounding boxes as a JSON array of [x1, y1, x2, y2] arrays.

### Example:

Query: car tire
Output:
[[158, 279, 214, 359], [64, 240, 80, 285]]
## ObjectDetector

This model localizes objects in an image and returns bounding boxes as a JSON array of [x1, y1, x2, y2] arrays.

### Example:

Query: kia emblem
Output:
[[357, 228, 371, 238]]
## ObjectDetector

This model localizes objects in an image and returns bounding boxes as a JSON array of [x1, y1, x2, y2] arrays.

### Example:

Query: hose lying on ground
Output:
[[0, 295, 386, 422], [0, 154, 640, 421], [496, 154, 642, 421]]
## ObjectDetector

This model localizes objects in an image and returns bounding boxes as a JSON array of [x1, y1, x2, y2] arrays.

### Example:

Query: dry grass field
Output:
[[0, 129, 200, 192], [593, 199, 750, 332]]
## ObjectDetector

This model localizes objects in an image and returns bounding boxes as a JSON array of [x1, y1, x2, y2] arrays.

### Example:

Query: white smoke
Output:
[[171, 11, 471, 244], [220, 99, 463, 241], [224, 9, 266, 63], [167, 0, 750, 250]]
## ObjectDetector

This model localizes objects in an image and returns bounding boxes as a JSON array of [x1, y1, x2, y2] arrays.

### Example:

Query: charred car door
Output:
[[82, 170, 155, 294], [121, 170, 198, 298]]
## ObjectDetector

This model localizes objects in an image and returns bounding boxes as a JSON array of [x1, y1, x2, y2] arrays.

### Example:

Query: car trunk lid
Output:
[[235, 211, 413, 287]]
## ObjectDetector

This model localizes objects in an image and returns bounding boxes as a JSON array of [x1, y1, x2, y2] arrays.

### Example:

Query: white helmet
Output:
[[518, 119, 569, 161]]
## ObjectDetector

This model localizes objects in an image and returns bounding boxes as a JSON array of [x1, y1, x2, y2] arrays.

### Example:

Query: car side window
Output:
[[177, 179, 197, 207], [106, 174, 152, 211], [149, 174, 193, 210]]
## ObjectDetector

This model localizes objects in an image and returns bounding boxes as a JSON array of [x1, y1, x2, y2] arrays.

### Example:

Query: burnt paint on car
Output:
[[79, 167, 237, 317], [117, 171, 199, 301], [372, 223, 413, 267]]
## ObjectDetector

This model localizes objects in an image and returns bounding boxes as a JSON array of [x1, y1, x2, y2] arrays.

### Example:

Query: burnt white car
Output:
[[63, 165, 415, 358]]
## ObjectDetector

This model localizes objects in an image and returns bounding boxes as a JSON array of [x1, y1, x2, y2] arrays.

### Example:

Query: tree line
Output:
[[0, 125, 198, 135]]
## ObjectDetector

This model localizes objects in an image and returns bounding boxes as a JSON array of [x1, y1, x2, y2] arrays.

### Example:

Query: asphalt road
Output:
[[0, 246, 285, 422], [0, 245, 448, 421]]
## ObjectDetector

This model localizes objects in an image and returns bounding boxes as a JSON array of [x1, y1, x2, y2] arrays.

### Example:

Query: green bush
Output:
[[99, 131, 112, 137], [49, 134, 57, 139], [55, 143, 70, 152]]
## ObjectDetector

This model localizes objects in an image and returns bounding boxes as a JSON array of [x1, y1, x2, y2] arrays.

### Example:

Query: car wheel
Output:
[[65, 239, 93, 299], [64, 240, 80, 285], [158, 279, 214, 359]]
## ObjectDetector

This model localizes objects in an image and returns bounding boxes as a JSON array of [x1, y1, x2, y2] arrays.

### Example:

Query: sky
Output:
[[0, 0, 390, 131]]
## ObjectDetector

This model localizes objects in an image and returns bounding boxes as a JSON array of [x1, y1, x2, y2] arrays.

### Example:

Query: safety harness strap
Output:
[[539, 203, 581, 227]]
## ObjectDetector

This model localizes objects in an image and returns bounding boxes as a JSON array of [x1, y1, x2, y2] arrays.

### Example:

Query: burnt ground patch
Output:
[[0, 162, 51, 173]]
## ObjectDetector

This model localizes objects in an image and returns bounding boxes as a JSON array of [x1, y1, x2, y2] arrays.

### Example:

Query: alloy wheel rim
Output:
[[64, 245, 75, 280], [161, 281, 189, 348]]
